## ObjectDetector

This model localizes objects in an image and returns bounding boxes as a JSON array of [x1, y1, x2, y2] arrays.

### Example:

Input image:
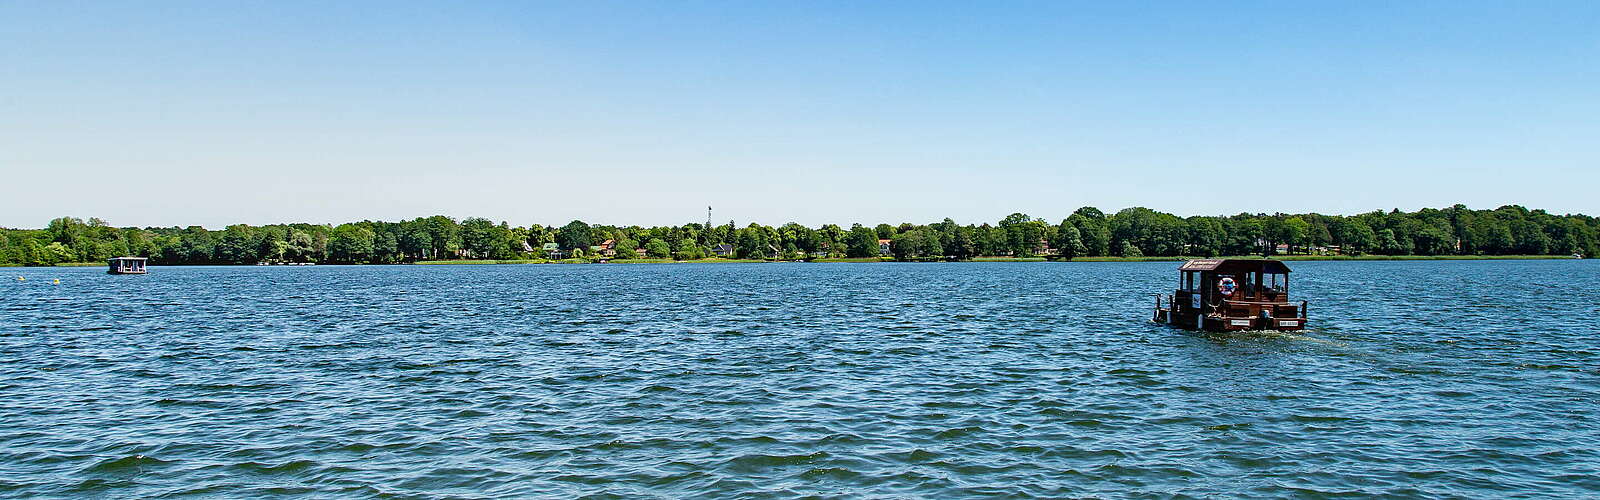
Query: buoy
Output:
[[16, 276, 23, 281], [53, 279, 61, 285]]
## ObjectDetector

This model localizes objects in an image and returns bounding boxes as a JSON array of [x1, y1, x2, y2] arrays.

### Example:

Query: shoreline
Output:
[[10, 254, 1581, 268], [393, 254, 1586, 265]]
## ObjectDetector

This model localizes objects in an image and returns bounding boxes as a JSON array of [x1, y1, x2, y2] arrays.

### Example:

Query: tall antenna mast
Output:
[[706, 205, 713, 230]]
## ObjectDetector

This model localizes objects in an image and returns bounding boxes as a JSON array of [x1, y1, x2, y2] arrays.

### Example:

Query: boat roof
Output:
[[107, 256, 148, 261], [1179, 258, 1290, 274]]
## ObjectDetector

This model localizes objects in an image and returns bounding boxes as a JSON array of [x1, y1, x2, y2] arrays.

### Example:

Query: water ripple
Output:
[[1, 260, 1598, 497]]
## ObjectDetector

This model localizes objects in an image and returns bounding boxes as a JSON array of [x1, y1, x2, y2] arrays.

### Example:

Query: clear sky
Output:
[[2, 1, 1596, 229]]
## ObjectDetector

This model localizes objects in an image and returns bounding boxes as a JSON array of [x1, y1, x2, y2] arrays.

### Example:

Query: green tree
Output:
[[177, 226, 217, 264], [1282, 216, 1310, 254], [45, 217, 88, 262], [946, 223, 976, 260], [460, 217, 497, 258], [874, 223, 896, 240], [1375, 228, 1406, 255], [399, 226, 432, 260], [1479, 220, 1514, 255], [1409, 219, 1454, 255], [373, 231, 399, 263], [735, 224, 772, 259], [891, 229, 943, 260], [645, 239, 672, 258], [1069, 208, 1110, 256], [328, 224, 376, 263], [997, 213, 1036, 256], [1111, 207, 1182, 256], [286, 230, 317, 262], [1330, 218, 1366, 254], [1118, 241, 1143, 258], [674, 238, 705, 260], [845, 224, 880, 258], [558, 220, 593, 251], [818, 224, 846, 256], [615, 238, 639, 259], [423, 216, 461, 259], [41, 241, 72, 265], [216, 224, 258, 264], [1186, 218, 1224, 257], [972, 224, 1002, 256]]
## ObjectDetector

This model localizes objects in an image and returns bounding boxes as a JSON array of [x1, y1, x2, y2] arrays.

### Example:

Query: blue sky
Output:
[[2, 1, 1596, 228]]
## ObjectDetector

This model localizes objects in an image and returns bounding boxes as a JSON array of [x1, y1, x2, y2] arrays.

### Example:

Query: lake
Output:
[[3, 260, 1598, 497]]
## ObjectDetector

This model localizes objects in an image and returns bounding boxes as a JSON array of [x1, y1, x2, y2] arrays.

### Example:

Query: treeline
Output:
[[0, 204, 1594, 266]]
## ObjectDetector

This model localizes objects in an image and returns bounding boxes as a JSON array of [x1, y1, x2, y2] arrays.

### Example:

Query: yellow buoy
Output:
[[16, 276, 23, 281], [53, 279, 61, 285]]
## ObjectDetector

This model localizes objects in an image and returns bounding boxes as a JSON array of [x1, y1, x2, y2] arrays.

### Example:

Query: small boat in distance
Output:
[[1153, 259, 1307, 331], [107, 256, 148, 275]]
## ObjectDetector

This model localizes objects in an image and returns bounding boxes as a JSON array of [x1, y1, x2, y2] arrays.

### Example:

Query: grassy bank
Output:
[[414, 257, 774, 265], [2, 254, 1582, 268], [402, 254, 1587, 266], [1271, 254, 1575, 261], [608, 258, 767, 264], [1067, 254, 1578, 262], [413, 259, 548, 265]]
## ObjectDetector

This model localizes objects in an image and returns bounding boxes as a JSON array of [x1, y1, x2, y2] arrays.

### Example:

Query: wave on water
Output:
[[1, 261, 1598, 497]]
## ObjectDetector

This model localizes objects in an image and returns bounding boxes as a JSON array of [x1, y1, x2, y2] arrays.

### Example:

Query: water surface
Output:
[[3, 261, 1598, 497]]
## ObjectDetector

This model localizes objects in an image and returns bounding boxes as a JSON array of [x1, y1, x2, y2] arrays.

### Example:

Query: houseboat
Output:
[[1152, 259, 1307, 331], [107, 256, 148, 275]]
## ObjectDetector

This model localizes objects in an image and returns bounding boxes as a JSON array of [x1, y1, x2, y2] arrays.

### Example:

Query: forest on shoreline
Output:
[[1, 204, 1594, 267]]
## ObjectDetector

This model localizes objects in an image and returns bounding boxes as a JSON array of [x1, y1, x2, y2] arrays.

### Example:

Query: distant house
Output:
[[521, 241, 535, 253], [877, 239, 892, 256], [596, 239, 618, 258], [714, 243, 735, 257], [767, 244, 782, 259], [811, 242, 833, 258], [542, 242, 562, 259]]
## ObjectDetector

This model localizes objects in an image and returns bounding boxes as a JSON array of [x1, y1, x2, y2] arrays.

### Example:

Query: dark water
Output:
[[3, 261, 1598, 498]]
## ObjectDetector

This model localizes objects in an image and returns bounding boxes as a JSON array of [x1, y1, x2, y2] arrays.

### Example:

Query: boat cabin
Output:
[[1153, 259, 1307, 331], [107, 257, 148, 275]]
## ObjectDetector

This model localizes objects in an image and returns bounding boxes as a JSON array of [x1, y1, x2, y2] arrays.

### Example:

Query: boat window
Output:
[[1265, 273, 1286, 293], [1242, 272, 1268, 298]]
